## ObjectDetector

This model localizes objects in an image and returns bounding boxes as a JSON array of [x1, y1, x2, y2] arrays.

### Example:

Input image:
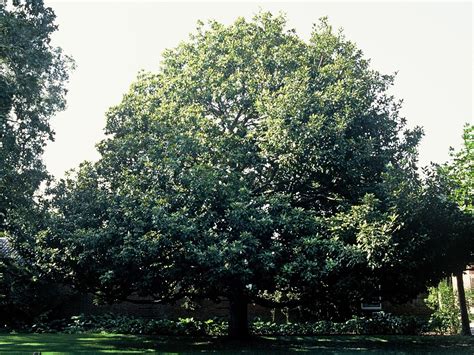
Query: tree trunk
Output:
[[455, 270, 471, 336], [228, 295, 249, 338]]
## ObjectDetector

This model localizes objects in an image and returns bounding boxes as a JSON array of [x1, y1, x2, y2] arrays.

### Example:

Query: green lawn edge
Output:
[[0, 333, 473, 354]]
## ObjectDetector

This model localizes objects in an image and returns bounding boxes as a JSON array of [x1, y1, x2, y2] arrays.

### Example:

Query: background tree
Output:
[[39, 13, 472, 337], [441, 124, 473, 336], [0, 0, 73, 323], [0, 0, 73, 245], [445, 124, 473, 214]]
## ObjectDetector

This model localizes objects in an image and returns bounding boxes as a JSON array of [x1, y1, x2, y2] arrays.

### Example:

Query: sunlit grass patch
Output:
[[0, 333, 473, 353]]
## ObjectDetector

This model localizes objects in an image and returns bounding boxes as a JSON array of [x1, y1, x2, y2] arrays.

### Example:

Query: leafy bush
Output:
[[29, 314, 228, 336], [466, 288, 474, 317], [425, 280, 460, 334], [252, 313, 426, 336], [26, 312, 427, 336]]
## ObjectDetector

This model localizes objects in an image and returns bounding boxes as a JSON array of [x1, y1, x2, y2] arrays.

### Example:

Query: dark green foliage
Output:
[[31, 314, 225, 336], [37, 12, 473, 336], [23, 312, 427, 336], [0, 0, 73, 241], [251, 313, 427, 336], [0, 0, 73, 326], [0, 254, 75, 327]]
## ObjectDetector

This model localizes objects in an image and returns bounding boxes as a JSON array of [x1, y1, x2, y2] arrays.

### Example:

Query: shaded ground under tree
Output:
[[1, 333, 474, 354]]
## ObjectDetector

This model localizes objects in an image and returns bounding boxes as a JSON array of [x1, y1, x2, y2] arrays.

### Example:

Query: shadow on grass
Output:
[[0, 333, 473, 354]]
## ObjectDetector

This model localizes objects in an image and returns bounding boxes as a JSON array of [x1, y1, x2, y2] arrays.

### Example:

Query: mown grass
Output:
[[0, 333, 473, 354]]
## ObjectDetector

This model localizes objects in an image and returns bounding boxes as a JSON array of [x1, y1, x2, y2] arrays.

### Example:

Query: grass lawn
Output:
[[0, 333, 473, 354]]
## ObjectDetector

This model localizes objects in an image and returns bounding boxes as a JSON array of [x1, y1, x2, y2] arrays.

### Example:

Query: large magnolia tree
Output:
[[39, 13, 472, 337]]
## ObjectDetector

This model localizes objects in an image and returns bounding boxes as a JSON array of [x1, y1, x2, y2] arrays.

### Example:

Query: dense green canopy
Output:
[[38, 13, 472, 336]]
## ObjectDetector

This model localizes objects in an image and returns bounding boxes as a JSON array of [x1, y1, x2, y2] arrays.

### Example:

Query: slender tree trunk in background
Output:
[[228, 294, 249, 338], [455, 270, 471, 336]]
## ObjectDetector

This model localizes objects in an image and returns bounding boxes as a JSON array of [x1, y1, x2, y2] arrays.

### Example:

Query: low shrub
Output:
[[251, 313, 426, 336], [425, 280, 461, 334], [28, 314, 228, 336], [25, 312, 428, 336]]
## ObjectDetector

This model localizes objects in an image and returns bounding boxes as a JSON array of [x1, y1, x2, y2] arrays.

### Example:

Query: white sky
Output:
[[43, 1, 473, 178]]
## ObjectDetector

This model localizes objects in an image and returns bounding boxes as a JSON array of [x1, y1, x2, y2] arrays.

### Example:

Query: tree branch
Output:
[[252, 295, 301, 309]]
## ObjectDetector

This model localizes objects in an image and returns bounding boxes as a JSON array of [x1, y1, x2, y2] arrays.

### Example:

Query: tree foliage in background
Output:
[[0, 0, 73, 324], [0, 252, 75, 327], [443, 124, 473, 214], [38, 13, 472, 337], [0, 0, 73, 243], [440, 123, 473, 335]]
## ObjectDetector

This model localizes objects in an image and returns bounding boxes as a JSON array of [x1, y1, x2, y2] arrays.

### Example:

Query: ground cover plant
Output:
[[19, 312, 427, 336]]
